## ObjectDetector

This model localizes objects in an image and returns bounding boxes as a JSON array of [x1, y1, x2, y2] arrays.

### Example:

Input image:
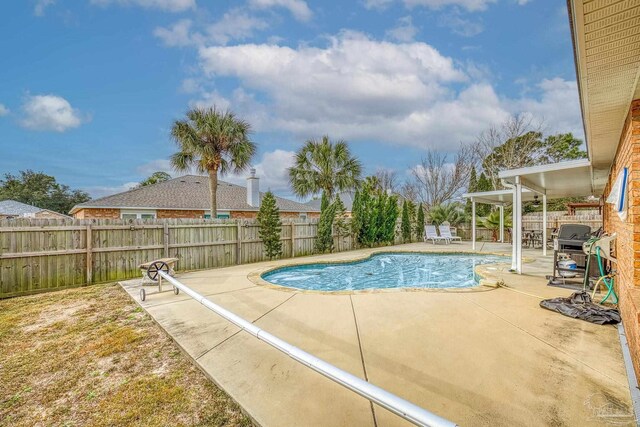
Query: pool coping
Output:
[[247, 250, 533, 295]]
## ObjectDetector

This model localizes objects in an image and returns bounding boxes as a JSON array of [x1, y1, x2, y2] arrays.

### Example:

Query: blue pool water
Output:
[[261, 252, 508, 291]]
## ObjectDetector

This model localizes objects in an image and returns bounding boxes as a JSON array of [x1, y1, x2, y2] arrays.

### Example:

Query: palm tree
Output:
[[427, 203, 468, 226], [171, 107, 256, 217], [288, 136, 362, 200], [480, 209, 512, 242]]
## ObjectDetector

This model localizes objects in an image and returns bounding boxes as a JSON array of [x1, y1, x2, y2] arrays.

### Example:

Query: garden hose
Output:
[[595, 247, 618, 304]]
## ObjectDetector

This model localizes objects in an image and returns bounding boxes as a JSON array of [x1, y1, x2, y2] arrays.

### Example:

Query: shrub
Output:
[[257, 191, 282, 259]]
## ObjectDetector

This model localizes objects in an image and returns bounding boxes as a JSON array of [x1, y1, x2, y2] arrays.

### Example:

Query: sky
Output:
[[0, 0, 583, 201]]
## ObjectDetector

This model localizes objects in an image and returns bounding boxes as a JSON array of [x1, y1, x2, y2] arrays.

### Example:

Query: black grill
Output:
[[556, 224, 591, 251]]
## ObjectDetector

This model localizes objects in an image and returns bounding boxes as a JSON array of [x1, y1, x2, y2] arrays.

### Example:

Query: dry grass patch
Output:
[[0, 283, 252, 427]]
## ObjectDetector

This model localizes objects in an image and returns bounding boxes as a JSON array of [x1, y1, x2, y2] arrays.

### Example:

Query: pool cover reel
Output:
[[540, 291, 620, 325]]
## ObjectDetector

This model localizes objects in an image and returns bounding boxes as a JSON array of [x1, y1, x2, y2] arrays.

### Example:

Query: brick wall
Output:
[[73, 208, 120, 219], [157, 209, 205, 219], [604, 99, 640, 379]]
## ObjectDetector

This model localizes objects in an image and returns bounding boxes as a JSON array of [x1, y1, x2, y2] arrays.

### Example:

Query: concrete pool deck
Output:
[[120, 242, 636, 426]]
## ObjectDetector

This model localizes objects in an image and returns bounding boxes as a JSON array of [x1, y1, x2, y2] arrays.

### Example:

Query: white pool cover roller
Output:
[[157, 270, 457, 427]]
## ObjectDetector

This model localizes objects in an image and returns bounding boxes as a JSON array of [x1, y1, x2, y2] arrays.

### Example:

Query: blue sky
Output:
[[0, 0, 582, 201]]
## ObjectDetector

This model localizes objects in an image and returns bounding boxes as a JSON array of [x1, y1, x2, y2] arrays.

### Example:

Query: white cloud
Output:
[[363, 0, 394, 10], [90, 0, 195, 12], [182, 31, 581, 150], [154, 10, 269, 47], [180, 78, 201, 94], [403, 0, 496, 11], [439, 12, 484, 36], [0, 104, 9, 116], [137, 159, 173, 176], [85, 182, 140, 198], [386, 16, 419, 42], [20, 94, 84, 132], [510, 78, 584, 139], [153, 19, 194, 47], [34, 0, 55, 16], [249, 0, 312, 22], [363, 0, 497, 11], [224, 149, 296, 194], [207, 8, 269, 45]]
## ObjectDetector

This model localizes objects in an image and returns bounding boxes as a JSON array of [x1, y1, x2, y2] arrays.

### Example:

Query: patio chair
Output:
[[424, 225, 448, 244], [438, 225, 462, 243]]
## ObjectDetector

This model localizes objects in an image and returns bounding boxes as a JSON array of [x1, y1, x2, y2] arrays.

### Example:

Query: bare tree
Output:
[[474, 113, 545, 189], [374, 169, 398, 193], [411, 144, 476, 208], [399, 180, 420, 202]]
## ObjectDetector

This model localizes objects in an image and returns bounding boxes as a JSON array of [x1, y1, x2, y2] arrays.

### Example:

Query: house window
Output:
[[121, 211, 156, 220], [299, 213, 308, 221], [204, 213, 230, 219]]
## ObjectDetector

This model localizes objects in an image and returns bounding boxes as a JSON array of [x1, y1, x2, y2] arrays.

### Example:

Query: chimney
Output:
[[247, 168, 260, 207]]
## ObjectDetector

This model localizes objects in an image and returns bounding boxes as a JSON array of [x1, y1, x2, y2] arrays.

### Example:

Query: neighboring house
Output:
[[70, 171, 319, 220], [0, 200, 70, 220]]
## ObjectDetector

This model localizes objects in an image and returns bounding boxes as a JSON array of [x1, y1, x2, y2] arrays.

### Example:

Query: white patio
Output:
[[463, 158, 599, 274]]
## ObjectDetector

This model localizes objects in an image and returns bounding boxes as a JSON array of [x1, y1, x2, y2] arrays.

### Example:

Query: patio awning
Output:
[[498, 158, 596, 197], [464, 159, 601, 274], [462, 188, 536, 205]]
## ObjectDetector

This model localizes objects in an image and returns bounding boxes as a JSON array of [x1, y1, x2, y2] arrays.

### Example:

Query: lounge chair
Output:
[[424, 225, 448, 244], [439, 225, 462, 243]]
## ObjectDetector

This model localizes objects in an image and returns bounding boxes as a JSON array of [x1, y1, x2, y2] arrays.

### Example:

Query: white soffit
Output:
[[498, 159, 595, 198], [570, 0, 640, 175]]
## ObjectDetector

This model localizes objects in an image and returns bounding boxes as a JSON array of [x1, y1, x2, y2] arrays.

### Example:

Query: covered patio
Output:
[[464, 159, 599, 274]]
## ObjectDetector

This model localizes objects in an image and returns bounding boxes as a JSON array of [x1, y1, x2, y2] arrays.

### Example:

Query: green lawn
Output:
[[0, 283, 252, 427]]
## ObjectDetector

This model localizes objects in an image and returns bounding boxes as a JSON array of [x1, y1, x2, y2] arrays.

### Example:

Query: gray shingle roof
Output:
[[72, 175, 318, 213], [0, 200, 44, 215]]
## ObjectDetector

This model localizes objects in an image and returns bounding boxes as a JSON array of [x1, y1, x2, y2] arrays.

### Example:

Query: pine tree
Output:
[[383, 195, 399, 243], [351, 189, 363, 245], [315, 194, 336, 253], [257, 191, 282, 260], [407, 200, 416, 242], [476, 172, 492, 217], [333, 197, 349, 251], [401, 200, 411, 243], [415, 203, 425, 241]]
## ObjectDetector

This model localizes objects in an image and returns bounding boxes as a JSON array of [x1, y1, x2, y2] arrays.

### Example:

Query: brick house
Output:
[[70, 171, 319, 220], [568, 2, 640, 382]]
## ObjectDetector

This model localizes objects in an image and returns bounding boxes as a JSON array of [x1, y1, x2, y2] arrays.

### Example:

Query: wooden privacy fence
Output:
[[0, 218, 358, 299]]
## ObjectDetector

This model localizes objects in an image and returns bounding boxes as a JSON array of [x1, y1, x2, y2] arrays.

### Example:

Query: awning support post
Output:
[[515, 176, 523, 274], [471, 198, 476, 251], [542, 194, 547, 257], [499, 205, 504, 243]]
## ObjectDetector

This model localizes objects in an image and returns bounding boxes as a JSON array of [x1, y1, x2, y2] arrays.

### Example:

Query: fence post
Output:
[[291, 222, 295, 257], [163, 222, 169, 258], [236, 221, 242, 265], [86, 224, 93, 284]]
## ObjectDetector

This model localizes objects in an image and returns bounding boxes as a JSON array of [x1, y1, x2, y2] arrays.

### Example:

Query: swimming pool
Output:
[[261, 252, 508, 292]]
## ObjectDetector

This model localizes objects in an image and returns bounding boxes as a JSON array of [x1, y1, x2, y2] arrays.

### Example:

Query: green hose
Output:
[[596, 247, 618, 304]]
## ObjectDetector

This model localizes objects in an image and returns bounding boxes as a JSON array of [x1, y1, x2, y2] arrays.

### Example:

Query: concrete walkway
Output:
[[120, 242, 635, 426]]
